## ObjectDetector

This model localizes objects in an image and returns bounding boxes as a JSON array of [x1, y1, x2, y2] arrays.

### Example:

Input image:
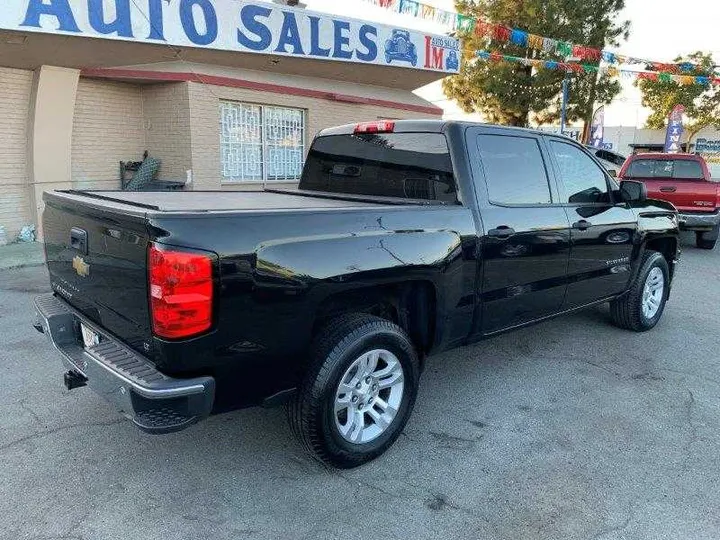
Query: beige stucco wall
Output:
[[71, 78, 146, 190], [0, 67, 33, 240], [27, 66, 80, 239], [142, 82, 192, 182], [187, 80, 439, 190]]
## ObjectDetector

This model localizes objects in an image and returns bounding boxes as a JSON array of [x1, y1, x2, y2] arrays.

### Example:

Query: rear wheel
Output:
[[609, 250, 669, 332], [696, 225, 719, 250], [288, 314, 420, 468]]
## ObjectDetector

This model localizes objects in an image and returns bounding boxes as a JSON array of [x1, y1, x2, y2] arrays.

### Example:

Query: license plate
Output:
[[80, 323, 100, 349]]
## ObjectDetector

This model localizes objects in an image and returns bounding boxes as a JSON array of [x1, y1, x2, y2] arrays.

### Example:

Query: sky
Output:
[[303, 0, 720, 128]]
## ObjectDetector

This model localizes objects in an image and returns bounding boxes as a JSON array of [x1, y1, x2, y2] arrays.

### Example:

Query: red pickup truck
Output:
[[618, 153, 719, 249]]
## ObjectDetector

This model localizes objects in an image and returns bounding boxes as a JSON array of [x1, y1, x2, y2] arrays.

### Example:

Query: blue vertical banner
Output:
[[589, 106, 605, 148], [664, 104, 685, 153]]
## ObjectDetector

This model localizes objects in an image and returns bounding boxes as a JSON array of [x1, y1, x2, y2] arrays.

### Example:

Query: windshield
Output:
[[625, 158, 705, 180], [298, 133, 458, 203]]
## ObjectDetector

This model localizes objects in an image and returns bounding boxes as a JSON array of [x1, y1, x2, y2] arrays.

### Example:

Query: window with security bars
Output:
[[220, 102, 305, 183]]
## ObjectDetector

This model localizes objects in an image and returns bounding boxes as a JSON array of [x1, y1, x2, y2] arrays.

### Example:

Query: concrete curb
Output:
[[0, 243, 45, 270]]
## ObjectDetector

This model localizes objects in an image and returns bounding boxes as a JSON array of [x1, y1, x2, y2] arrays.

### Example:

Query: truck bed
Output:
[[56, 189, 422, 215]]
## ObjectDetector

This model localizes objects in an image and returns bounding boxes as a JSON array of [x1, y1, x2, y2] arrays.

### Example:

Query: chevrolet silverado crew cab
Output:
[[35, 120, 680, 468], [618, 153, 719, 249]]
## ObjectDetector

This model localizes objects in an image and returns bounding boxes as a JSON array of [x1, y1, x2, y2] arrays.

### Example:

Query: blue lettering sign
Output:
[[332, 20, 353, 59], [275, 11, 304, 55], [146, 0, 166, 40], [431, 36, 459, 50], [21, 0, 80, 32], [10, 0, 462, 73], [180, 0, 217, 46], [237, 4, 272, 51], [308, 15, 330, 57], [88, 0, 133, 37], [357, 24, 377, 61]]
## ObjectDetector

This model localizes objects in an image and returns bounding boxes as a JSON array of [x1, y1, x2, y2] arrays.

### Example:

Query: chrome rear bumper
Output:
[[34, 293, 215, 434], [678, 211, 720, 230]]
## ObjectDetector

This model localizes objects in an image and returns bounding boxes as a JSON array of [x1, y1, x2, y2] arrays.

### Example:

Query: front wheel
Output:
[[609, 250, 669, 332], [288, 314, 420, 468]]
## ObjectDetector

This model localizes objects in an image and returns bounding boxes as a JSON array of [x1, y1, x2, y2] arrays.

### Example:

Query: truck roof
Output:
[[628, 153, 704, 161], [317, 119, 555, 138]]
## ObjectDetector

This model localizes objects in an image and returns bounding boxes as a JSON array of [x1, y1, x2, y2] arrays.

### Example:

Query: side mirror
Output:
[[608, 169, 617, 178], [619, 180, 647, 203]]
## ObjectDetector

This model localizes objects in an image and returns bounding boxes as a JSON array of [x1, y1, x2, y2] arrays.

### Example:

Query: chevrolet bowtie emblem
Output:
[[73, 255, 90, 277]]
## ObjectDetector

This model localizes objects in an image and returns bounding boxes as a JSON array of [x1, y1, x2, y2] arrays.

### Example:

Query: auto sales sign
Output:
[[0, 0, 461, 74]]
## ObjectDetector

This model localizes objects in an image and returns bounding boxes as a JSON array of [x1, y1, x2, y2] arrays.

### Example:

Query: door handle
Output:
[[572, 220, 591, 231], [660, 186, 677, 193], [70, 227, 88, 255], [487, 226, 515, 238]]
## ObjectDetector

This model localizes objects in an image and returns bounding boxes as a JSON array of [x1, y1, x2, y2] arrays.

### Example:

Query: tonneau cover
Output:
[[75, 190, 387, 212]]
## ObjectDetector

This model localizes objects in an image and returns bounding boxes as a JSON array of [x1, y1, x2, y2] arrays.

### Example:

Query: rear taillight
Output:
[[148, 243, 213, 339], [354, 121, 395, 134]]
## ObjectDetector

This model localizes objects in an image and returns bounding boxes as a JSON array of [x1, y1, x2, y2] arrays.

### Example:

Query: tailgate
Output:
[[42, 192, 152, 354], [644, 179, 717, 213]]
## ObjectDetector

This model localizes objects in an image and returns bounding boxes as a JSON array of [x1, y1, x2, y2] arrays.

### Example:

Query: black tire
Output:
[[288, 313, 420, 469], [696, 226, 718, 250], [609, 250, 669, 332]]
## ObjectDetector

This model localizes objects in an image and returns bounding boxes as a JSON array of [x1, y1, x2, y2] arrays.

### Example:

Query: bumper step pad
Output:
[[35, 293, 215, 434]]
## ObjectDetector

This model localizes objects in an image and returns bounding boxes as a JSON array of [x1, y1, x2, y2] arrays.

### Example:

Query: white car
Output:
[[586, 146, 627, 176]]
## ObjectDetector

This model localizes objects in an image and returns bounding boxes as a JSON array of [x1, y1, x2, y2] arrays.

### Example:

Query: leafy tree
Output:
[[636, 52, 720, 147], [443, 0, 628, 129]]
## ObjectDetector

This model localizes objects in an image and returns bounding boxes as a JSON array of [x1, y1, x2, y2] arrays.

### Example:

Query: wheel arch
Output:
[[312, 280, 439, 362], [642, 235, 678, 282]]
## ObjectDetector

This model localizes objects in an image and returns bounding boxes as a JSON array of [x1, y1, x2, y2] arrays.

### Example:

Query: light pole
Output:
[[560, 74, 569, 134], [559, 58, 580, 136]]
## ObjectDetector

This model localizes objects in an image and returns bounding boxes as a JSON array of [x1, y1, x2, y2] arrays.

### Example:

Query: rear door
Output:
[[466, 128, 571, 334], [623, 157, 715, 212], [43, 193, 152, 354], [547, 138, 637, 308]]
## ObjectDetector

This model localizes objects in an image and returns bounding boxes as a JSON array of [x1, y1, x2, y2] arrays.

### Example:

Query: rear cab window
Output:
[[298, 132, 458, 203], [625, 158, 705, 180]]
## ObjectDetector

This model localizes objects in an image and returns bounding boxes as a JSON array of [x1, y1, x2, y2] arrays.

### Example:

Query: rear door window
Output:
[[476, 135, 552, 205], [299, 133, 457, 203]]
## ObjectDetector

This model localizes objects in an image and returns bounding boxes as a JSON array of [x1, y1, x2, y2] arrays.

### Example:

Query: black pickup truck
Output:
[[35, 120, 679, 468]]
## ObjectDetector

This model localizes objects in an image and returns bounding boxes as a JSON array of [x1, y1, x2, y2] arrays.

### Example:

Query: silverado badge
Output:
[[72, 255, 90, 277]]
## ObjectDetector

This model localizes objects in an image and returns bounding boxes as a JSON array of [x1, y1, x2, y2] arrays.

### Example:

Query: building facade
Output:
[[0, 0, 460, 239]]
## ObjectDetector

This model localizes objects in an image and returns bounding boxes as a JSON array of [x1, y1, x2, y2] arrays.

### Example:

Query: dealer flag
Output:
[[589, 106, 605, 149], [664, 104, 685, 153]]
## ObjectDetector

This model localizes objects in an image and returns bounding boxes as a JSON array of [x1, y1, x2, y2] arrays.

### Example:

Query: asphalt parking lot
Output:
[[1, 232, 719, 540]]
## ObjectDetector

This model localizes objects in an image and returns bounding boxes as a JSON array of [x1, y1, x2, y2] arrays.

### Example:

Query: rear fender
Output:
[[253, 230, 465, 348], [254, 230, 462, 283]]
